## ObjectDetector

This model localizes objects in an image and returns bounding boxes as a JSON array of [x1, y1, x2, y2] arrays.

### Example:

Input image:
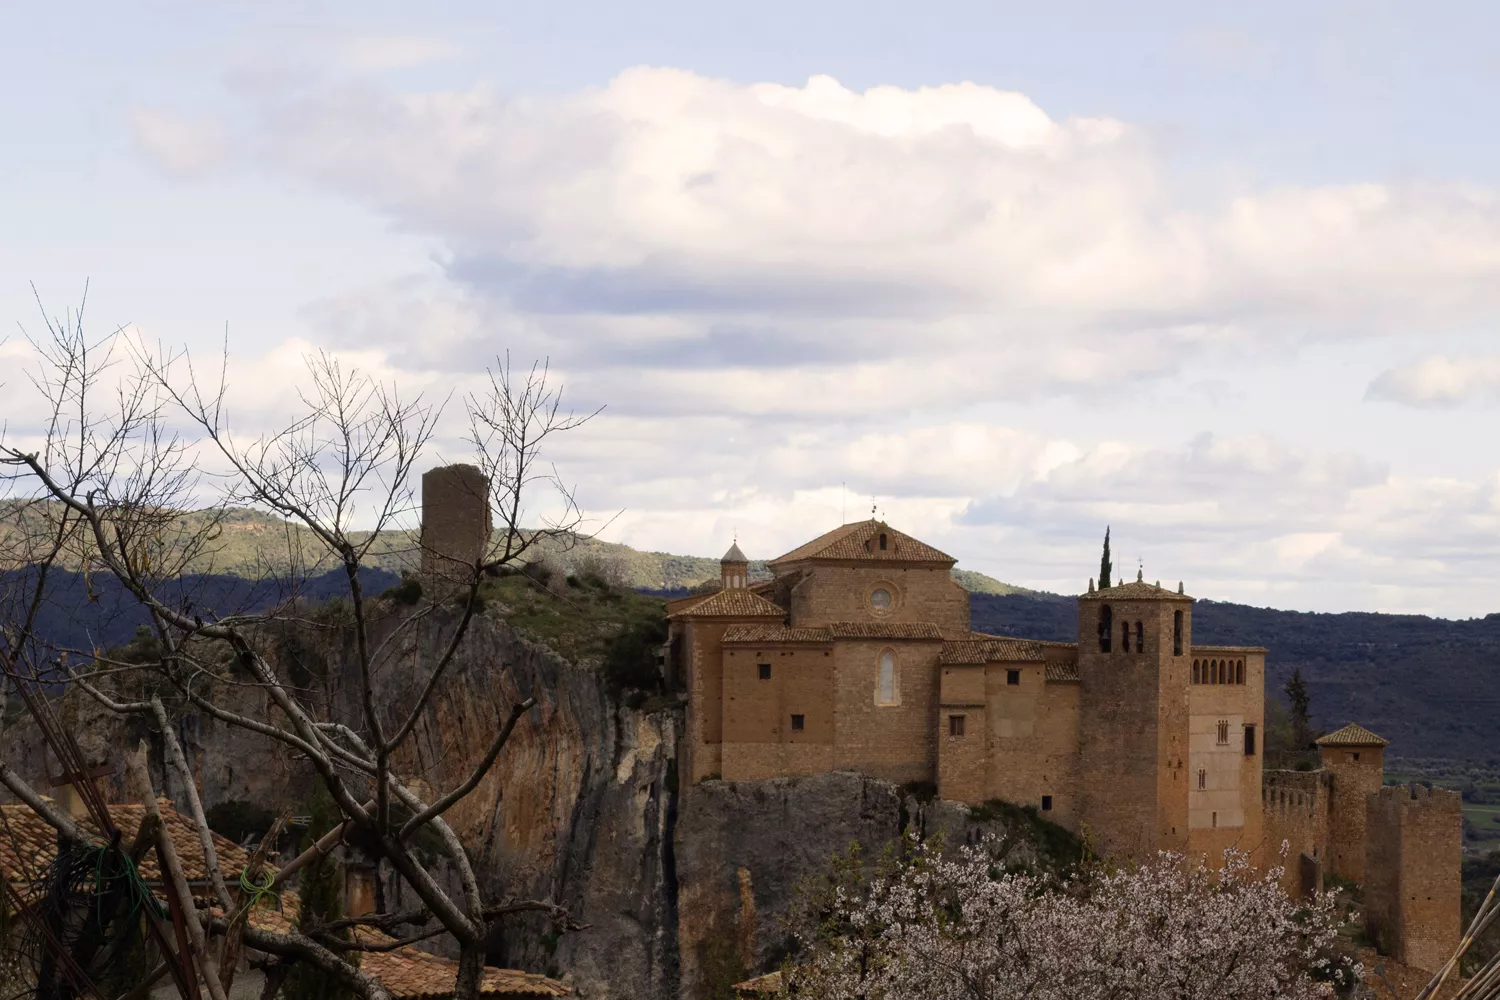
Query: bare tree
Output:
[[0, 300, 597, 999]]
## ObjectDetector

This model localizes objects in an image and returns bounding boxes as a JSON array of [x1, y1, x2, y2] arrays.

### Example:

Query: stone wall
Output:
[[722, 643, 835, 781], [1364, 784, 1462, 974], [1323, 743, 1386, 883], [785, 564, 969, 636], [1262, 770, 1332, 897], [831, 638, 941, 784]]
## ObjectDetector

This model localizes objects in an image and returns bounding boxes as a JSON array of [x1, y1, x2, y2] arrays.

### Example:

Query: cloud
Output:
[[337, 35, 459, 72], [129, 109, 230, 179], [1366, 354, 1500, 406]]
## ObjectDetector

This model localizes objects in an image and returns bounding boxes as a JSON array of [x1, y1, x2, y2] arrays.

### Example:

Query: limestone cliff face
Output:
[[673, 772, 1061, 999]]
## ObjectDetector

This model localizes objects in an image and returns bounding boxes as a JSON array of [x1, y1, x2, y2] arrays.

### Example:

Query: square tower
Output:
[[1317, 722, 1389, 883], [1076, 578, 1195, 861]]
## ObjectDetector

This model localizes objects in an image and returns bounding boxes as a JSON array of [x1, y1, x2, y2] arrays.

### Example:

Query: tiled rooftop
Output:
[[1080, 580, 1193, 602], [0, 801, 571, 999], [1045, 661, 1081, 682], [722, 625, 833, 644], [666, 589, 786, 619], [1315, 722, 1390, 747], [939, 636, 1048, 664], [768, 521, 954, 566], [825, 621, 943, 640]]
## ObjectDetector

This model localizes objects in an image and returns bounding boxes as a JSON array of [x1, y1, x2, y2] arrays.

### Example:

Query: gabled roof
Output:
[[1315, 722, 1390, 748], [1081, 579, 1193, 602], [768, 521, 954, 566], [666, 589, 785, 619], [940, 635, 1047, 664]]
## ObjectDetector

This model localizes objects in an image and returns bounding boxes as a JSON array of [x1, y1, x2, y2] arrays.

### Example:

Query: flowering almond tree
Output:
[[787, 838, 1359, 1000]]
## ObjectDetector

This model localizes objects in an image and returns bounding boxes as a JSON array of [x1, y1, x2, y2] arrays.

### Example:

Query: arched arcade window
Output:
[[1098, 605, 1113, 652]]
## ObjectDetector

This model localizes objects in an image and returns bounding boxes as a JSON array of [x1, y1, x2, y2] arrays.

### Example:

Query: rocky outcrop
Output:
[[673, 772, 1072, 999]]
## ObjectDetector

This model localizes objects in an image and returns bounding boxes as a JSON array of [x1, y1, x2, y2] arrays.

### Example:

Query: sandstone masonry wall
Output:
[[1364, 784, 1462, 974]]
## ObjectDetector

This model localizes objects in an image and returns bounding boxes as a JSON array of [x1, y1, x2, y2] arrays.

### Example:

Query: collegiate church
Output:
[[664, 517, 1463, 972]]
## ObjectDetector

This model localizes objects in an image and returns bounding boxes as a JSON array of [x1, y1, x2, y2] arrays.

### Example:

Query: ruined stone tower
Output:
[[1364, 784, 1462, 973], [420, 464, 492, 581]]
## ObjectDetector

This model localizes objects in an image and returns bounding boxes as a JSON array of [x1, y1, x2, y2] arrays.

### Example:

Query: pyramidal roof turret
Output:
[[722, 541, 747, 563]]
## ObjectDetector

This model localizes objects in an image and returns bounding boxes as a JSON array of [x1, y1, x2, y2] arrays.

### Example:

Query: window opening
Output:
[[1198, 768, 1206, 790], [1098, 605, 1113, 652], [1192, 660, 1200, 684], [1212, 811, 1218, 828], [870, 587, 892, 611], [1006, 669, 1020, 686], [1236, 660, 1244, 684], [790, 714, 805, 732], [1217, 719, 1229, 745], [879, 533, 888, 551], [758, 663, 771, 680], [1135, 621, 1144, 651], [1173, 610, 1183, 656], [1244, 724, 1256, 756], [878, 650, 896, 704], [948, 715, 966, 737], [1352, 752, 1360, 762], [1121, 620, 1130, 652], [1041, 795, 1053, 811]]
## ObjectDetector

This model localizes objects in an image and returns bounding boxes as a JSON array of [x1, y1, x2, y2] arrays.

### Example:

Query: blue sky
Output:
[[5, 2, 1500, 614]]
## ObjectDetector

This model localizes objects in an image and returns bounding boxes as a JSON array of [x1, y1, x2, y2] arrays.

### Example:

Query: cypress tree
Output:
[[1098, 527, 1113, 590], [1285, 669, 1313, 750]]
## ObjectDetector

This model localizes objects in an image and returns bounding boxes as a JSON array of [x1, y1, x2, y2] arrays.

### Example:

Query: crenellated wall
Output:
[[1261, 769, 1332, 897], [1364, 784, 1462, 974]]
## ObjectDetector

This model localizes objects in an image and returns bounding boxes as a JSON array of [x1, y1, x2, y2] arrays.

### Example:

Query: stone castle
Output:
[[663, 518, 1463, 972], [413, 469, 1464, 974]]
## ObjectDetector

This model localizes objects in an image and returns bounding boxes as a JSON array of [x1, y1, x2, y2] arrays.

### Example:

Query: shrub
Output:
[[603, 616, 669, 693]]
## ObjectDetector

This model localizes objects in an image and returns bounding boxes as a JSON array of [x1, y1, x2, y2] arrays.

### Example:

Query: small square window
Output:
[[1006, 669, 1020, 686], [790, 714, 805, 731], [948, 715, 966, 737], [1352, 752, 1360, 762], [758, 663, 771, 680], [1041, 795, 1053, 811]]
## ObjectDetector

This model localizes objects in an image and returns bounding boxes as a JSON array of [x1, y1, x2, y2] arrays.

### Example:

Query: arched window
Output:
[[879, 533, 888, 551], [1135, 621, 1144, 651], [1173, 609, 1184, 656], [1192, 660, 1200, 684], [1098, 605, 1113, 652], [1236, 660, 1244, 685], [877, 649, 896, 705], [1121, 620, 1131, 652], [1206, 660, 1214, 684]]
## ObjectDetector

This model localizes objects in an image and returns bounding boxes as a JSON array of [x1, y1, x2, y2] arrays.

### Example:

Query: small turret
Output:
[[721, 540, 748, 590]]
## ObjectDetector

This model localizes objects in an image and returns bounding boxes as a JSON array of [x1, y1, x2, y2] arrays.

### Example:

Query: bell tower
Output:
[[720, 541, 748, 590]]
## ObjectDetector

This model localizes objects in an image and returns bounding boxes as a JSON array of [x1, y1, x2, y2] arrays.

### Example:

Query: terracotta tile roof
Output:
[[1190, 644, 1269, 654], [252, 895, 569, 998], [732, 970, 784, 995], [0, 801, 569, 999], [824, 622, 943, 640], [768, 521, 954, 566], [940, 636, 1047, 664], [1045, 661, 1080, 682], [1081, 580, 1193, 602], [0, 799, 249, 888], [667, 589, 785, 619], [722, 625, 833, 644], [1315, 722, 1390, 747]]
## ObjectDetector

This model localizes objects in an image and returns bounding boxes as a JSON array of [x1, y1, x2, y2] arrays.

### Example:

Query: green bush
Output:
[[603, 616, 669, 693]]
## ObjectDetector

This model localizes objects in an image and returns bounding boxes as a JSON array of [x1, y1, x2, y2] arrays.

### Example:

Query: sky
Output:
[[5, 2, 1500, 616]]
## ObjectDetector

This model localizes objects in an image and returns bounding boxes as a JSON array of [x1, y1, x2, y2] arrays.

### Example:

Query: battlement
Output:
[[1364, 783, 1462, 974], [1262, 769, 1331, 818]]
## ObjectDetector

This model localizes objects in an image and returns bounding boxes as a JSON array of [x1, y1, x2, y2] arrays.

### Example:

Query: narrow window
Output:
[[948, 714, 965, 737], [1217, 719, 1229, 745], [791, 714, 805, 732], [1244, 724, 1256, 756], [1121, 620, 1131, 652], [1041, 795, 1053, 811], [1098, 605, 1113, 652], [758, 663, 771, 680], [1212, 811, 1217, 828], [1173, 610, 1183, 656], [1198, 768, 1206, 790], [1006, 669, 1020, 686], [1135, 621, 1144, 651], [1218, 660, 1226, 684], [1192, 660, 1200, 684], [1236, 660, 1244, 685], [879, 533, 888, 551], [878, 650, 896, 704], [1352, 752, 1360, 762]]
